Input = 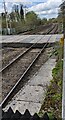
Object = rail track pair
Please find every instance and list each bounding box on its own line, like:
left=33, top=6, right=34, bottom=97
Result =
left=0, top=25, right=58, bottom=108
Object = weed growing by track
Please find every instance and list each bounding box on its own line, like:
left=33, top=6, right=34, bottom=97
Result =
left=39, top=42, right=63, bottom=120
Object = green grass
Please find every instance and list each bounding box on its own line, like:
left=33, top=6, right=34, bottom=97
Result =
left=39, top=42, right=63, bottom=120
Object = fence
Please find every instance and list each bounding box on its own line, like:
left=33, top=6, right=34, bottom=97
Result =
left=2, top=107, right=57, bottom=120
left=1, top=28, right=16, bottom=35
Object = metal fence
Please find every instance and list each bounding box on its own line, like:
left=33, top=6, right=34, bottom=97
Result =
left=2, top=107, right=57, bottom=120
left=1, top=28, right=16, bottom=35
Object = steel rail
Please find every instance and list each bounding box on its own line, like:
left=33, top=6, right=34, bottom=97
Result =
left=46, top=24, right=55, bottom=34
left=1, top=30, right=57, bottom=74
left=50, top=24, right=58, bottom=34
left=0, top=35, right=45, bottom=73
left=0, top=35, right=52, bottom=107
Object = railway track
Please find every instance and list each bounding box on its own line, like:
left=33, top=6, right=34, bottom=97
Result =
left=17, top=24, right=53, bottom=35
left=2, top=48, right=40, bottom=98
left=20, top=24, right=59, bottom=35
left=0, top=36, right=44, bottom=73
left=49, top=24, right=58, bottom=34
left=2, top=47, right=27, bottom=68
left=0, top=35, right=52, bottom=108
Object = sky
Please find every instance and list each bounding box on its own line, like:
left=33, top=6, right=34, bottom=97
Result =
left=0, top=0, right=62, bottom=19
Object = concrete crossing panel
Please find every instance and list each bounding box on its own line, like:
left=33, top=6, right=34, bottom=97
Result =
left=0, top=34, right=63, bottom=44
left=37, top=35, right=51, bottom=43
left=30, top=35, right=44, bottom=43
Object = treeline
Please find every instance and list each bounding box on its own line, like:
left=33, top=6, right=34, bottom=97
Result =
left=57, top=0, right=65, bottom=34
left=59, top=0, right=65, bottom=36
left=2, top=4, right=24, bottom=21
left=1, top=4, right=58, bottom=34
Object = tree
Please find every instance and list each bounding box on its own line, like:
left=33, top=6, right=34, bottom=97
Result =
left=12, top=4, right=20, bottom=21
left=26, top=11, right=39, bottom=27
left=59, top=1, right=65, bottom=37
left=10, top=12, right=15, bottom=21
left=41, top=18, right=47, bottom=25
left=20, top=5, right=24, bottom=20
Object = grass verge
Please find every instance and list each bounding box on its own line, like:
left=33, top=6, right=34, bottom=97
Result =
left=39, top=42, right=63, bottom=120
